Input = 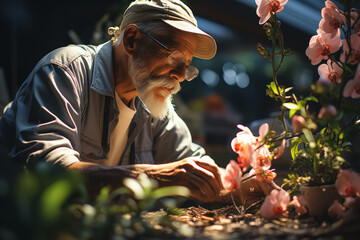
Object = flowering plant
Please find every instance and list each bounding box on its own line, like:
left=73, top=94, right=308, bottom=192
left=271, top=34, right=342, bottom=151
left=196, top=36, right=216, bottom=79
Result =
left=253, top=0, right=360, bottom=195
left=222, top=0, right=360, bottom=213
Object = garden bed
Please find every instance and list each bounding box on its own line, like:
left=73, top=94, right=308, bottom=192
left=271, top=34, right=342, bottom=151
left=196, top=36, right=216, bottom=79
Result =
left=143, top=205, right=360, bottom=240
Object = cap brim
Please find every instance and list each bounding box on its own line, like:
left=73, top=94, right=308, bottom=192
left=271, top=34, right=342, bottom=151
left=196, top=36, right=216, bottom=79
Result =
left=162, top=19, right=217, bottom=60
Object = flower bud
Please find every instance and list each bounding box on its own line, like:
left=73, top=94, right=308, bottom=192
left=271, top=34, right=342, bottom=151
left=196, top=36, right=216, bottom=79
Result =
left=318, top=105, right=337, bottom=119
left=257, top=43, right=266, bottom=56
left=263, top=22, right=272, bottom=30
left=291, top=115, right=306, bottom=133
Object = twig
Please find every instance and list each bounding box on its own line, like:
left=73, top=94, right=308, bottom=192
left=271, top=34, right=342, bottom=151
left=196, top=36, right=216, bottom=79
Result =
left=231, top=192, right=244, bottom=216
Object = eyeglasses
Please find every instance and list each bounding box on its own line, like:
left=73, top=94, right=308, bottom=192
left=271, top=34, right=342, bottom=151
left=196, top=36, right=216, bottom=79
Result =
left=139, top=29, right=199, bottom=81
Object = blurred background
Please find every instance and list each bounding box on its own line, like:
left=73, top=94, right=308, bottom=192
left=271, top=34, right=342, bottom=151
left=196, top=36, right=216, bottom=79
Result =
left=0, top=0, right=332, bottom=179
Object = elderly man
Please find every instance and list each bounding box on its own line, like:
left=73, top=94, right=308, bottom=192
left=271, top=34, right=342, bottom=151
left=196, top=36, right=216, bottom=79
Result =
left=0, top=0, right=275, bottom=204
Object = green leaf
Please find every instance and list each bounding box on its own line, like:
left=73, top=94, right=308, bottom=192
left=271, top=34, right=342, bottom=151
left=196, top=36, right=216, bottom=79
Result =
left=283, top=102, right=299, bottom=110
left=109, top=187, right=132, bottom=200
left=152, top=186, right=190, bottom=199
left=290, top=138, right=302, bottom=160
left=303, top=128, right=316, bottom=148
left=138, top=173, right=158, bottom=197
left=304, top=96, right=318, bottom=103
left=270, top=82, right=279, bottom=95
left=289, top=109, right=297, bottom=118
left=40, top=179, right=73, bottom=221
left=335, top=156, right=346, bottom=163
left=284, top=87, right=293, bottom=93
left=123, top=178, right=144, bottom=199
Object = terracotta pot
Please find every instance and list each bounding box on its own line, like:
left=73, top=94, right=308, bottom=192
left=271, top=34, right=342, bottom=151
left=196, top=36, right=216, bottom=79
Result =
left=300, top=184, right=341, bottom=219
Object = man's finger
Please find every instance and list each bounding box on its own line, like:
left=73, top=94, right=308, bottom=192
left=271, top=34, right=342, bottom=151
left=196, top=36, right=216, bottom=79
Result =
left=195, top=160, right=224, bottom=190
left=185, top=164, right=219, bottom=198
left=183, top=170, right=217, bottom=201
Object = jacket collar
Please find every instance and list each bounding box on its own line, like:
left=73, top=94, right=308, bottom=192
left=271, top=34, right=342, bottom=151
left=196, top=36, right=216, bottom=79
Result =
left=90, top=41, right=115, bottom=97
left=90, top=41, right=151, bottom=118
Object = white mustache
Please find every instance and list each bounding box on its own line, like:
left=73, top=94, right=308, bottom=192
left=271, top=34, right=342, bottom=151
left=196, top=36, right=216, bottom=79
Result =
left=143, top=76, right=181, bottom=95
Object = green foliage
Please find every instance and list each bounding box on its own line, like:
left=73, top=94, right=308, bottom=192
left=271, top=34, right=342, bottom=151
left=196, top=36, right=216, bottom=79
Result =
left=0, top=162, right=192, bottom=240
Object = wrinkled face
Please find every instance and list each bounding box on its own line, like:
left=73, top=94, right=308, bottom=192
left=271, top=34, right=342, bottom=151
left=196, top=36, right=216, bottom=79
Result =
left=129, top=28, right=197, bottom=119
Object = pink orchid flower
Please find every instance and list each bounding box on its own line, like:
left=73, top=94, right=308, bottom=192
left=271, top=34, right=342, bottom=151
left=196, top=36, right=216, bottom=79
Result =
left=274, top=139, right=286, bottom=160
left=343, top=64, right=360, bottom=98
left=249, top=123, right=272, bottom=173
left=255, top=0, right=288, bottom=25
left=325, top=0, right=339, bottom=9
left=260, top=189, right=290, bottom=219
left=231, top=123, right=273, bottom=176
left=292, top=195, right=308, bottom=216
left=340, top=34, right=360, bottom=65
left=251, top=145, right=272, bottom=171
left=291, top=115, right=306, bottom=133
left=250, top=168, right=277, bottom=183
left=328, top=201, right=345, bottom=220
left=222, top=160, right=243, bottom=191
left=318, top=104, right=337, bottom=119
left=318, top=59, right=343, bottom=83
left=231, top=124, right=257, bottom=171
left=305, top=29, right=342, bottom=65
left=319, top=2, right=345, bottom=37
left=335, top=170, right=360, bottom=197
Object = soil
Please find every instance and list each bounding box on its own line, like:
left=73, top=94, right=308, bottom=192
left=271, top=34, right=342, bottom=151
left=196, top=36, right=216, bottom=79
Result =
left=143, top=204, right=360, bottom=240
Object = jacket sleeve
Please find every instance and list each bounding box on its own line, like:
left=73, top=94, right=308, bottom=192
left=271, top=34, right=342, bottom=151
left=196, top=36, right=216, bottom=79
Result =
left=151, top=105, right=211, bottom=164
left=5, top=63, right=83, bottom=168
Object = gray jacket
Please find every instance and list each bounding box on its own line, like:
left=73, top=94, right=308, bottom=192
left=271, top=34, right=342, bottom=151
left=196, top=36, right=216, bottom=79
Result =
left=0, top=41, right=206, bottom=167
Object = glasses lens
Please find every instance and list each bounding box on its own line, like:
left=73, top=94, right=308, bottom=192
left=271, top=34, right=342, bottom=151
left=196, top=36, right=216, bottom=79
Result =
left=167, top=50, right=198, bottom=81
left=167, top=50, right=185, bottom=68
left=185, top=66, right=199, bottom=81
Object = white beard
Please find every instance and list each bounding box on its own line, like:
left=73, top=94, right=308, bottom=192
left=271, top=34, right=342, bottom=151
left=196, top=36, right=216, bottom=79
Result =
left=129, top=57, right=181, bottom=120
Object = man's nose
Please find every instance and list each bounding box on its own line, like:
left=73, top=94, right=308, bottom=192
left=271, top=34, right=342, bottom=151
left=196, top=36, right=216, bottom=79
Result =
left=169, top=64, right=186, bottom=82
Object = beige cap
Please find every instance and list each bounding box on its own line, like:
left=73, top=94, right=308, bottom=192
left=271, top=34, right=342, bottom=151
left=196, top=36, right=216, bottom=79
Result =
left=120, top=0, right=217, bottom=59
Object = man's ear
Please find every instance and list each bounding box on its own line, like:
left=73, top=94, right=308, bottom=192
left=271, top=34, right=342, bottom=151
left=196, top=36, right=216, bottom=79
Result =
left=122, top=25, right=141, bottom=56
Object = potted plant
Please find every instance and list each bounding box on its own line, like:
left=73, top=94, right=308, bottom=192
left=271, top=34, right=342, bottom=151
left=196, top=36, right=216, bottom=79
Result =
left=281, top=0, right=360, bottom=218
left=222, top=0, right=360, bottom=219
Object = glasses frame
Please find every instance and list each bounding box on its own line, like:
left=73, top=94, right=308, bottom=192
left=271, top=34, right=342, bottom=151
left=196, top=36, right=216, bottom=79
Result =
left=138, top=28, right=199, bottom=81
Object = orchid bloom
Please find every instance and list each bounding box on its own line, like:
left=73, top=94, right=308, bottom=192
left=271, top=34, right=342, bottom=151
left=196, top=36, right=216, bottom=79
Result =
left=222, top=160, right=243, bottom=191
left=255, top=0, right=288, bottom=25
left=231, top=124, right=257, bottom=171
left=231, top=123, right=274, bottom=179
left=250, top=123, right=272, bottom=172
left=335, top=170, right=360, bottom=198
left=318, top=59, right=343, bottom=83
left=251, top=145, right=272, bottom=170
left=319, top=1, right=345, bottom=37
left=343, top=64, right=360, bottom=98
left=328, top=201, right=345, bottom=220
left=291, top=115, right=306, bottom=133
left=250, top=168, right=277, bottom=183
left=340, top=34, right=360, bottom=65
left=318, top=104, right=337, bottom=119
left=292, top=195, right=308, bottom=216
left=260, top=189, right=290, bottom=219
left=274, top=139, right=286, bottom=160
left=325, top=0, right=339, bottom=9
left=305, top=29, right=342, bottom=65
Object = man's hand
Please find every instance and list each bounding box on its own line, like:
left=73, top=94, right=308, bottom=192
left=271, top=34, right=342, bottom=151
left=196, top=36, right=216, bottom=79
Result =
left=145, top=157, right=224, bottom=203
left=67, top=158, right=224, bottom=202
